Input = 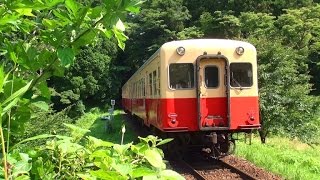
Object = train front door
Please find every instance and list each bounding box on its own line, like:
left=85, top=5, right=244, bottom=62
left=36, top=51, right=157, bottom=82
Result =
left=196, top=56, right=230, bottom=130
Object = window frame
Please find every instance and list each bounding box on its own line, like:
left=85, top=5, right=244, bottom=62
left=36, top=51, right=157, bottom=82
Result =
left=168, top=62, right=195, bottom=90
left=229, top=62, right=253, bottom=88
left=203, top=65, right=220, bottom=89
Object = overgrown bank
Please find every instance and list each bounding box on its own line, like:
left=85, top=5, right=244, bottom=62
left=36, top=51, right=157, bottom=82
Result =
left=236, top=136, right=320, bottom=180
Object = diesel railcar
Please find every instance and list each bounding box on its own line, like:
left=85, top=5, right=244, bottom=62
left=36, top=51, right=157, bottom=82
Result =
left=122, top=39, right=260, bottom=157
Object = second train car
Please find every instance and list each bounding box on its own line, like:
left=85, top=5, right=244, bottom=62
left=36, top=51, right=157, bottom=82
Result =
left=122, top=39, right=260, bottom=157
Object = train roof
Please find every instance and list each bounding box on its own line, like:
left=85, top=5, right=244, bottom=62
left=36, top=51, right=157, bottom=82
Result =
left=122, top=39, right=255, bottom=87
left=161, top=39, right=255, bottom=50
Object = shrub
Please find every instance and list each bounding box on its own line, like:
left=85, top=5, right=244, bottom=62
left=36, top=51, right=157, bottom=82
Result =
left=3, top=132, right=183, bottom=180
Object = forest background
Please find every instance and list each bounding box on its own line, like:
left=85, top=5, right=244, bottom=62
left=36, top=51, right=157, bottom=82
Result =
left=1, top=0, right=320, bottom=179
left=49, top=0, right=320, bottom=144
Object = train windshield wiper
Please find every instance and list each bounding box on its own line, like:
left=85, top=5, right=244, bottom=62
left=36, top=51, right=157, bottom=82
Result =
left=231, top=72, right=243, bottom=90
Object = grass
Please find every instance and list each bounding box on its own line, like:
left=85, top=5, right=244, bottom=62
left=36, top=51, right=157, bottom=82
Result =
left=235, top=135, right=320, bottom=180
left=71, top=109, right=138, bottom=144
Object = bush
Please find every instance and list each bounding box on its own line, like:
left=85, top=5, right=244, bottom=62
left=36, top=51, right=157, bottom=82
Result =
left=3, top=132, right=183, bottom=180
left=15, top=108, right=73, bottom=147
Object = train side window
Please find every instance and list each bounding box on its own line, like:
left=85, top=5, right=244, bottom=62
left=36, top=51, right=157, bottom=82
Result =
left=230, top=63, right=253, bottom=87
left=143, top=78, right=145, bottom=96
left=205, top=66, right=219, bottom=88
left=149, top=73, right=153, bottom=96
left=157, top=66, right=160, bottom=96
left=169, top=63, right=194, bottom=89
left=153, top=70, right=157, bottom=96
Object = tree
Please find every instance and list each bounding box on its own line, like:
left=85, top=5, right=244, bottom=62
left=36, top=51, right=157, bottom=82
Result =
left=49, top=38, right=119, bottom=111
left=0, top=0, right=142, bottom=178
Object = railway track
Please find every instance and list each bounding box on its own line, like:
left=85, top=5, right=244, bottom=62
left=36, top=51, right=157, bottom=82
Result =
left=171, top=158, right=257, bottom=180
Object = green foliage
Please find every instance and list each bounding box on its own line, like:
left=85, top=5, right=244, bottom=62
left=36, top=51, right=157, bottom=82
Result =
left=236, top=136, right=320, bottom=179
left=252, top=38, right=319, bottom=142
left=114, top=1, right=320, bottom=143
left=0, top=1, right=142, bottom=178
left=2, top=132, right=181, bottom=180
left=200, top=11, right=240, bottom=38
left=176, top=26, right=204, bottom=40
left=15, top=108, right=74, bottom=146
left=50, top=39, right=119, bottom=108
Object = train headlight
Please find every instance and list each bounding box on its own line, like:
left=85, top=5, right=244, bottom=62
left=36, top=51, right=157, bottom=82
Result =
left=235, top=46, right=245, bottom=55
left=176, top=47, right=185, bottom=56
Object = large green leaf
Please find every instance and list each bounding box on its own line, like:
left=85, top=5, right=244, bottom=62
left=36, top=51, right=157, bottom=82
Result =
left=15, top=8, right=35, bottom=17
left=160, top=170, right=185, bottom=180
left=87, top=136, right=114, bottom=148
left=2, top=80, right=32, bottom=106
left=89, top=170, right=126, bottom=180
left=156, top=138, right=173, bottom=146
left=131, top=167, right=157, bottom=178
left=111, top=163, right=132, bottom=177
left=73, top=29, right=98, bottom=48
left=65, top=0, right=79, bottom=16
left=32, top=101, right=49, bottom=111
left=0, top=65, right=4, bottom=93
left=112, top=28, right=128, bottom=50
left=11, top=134, right=57, bottom=150
left=57, top=47, right=75, bottom=67
left=144, top=148, right=166, bottom=169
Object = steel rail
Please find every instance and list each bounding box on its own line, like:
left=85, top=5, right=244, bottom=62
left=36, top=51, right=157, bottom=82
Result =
left=218, top=159, right=257, bottom=180
left=177, top=160, right=206, bottom=180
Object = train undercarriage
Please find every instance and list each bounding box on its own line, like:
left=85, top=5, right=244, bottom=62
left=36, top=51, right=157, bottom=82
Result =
left=155, top=128, right=236, bottom=159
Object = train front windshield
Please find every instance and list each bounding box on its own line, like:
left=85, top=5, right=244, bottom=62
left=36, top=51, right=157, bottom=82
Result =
left=230, top=63, right=253, bottom=88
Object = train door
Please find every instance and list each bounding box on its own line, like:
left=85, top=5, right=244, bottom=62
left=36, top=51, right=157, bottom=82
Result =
left=196, top=56, right=230, bottom=130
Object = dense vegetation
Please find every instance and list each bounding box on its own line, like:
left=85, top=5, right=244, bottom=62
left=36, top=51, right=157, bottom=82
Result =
left=236, top=136, right=320, bottom=179
left=0, top=0, right=184, bottom=179
left=1, top=0, right=320, bottom=179
left=50, top=0, right=320, bottom=143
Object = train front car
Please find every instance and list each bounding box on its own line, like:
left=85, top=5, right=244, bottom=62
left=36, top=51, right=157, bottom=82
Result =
left=159, top=39, right=260, bottom=158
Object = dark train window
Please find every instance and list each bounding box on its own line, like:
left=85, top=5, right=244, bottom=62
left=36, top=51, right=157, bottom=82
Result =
left=149, top=73, right=153, bottom=95
left=230, top=63, right=253, bottom=87
left=153, top=70, right=157, bottom=95
left=169, top=63, right=194, bottom=89
left=205, top=66, right=219, bottom=88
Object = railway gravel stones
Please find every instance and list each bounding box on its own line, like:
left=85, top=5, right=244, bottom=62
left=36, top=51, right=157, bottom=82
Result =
left=221, top=155, right=282, bottom=180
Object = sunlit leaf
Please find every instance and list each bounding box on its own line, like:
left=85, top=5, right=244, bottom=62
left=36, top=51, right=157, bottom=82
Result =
left=77, top=173, right=96, bottom=180
left=11, top=134, right=57, bottom=151
left=64, top=123, right=90, bottom=134
left=32, top=101, right=49, bottom=111
left=73, top=29, right=98, bottom=48
left=111, top=163, right=132, bottom=176
left=115, top=19, right=125, bottom=31
left=160, top=170, right=185, bottom=180
left=87, top=136, right=113, bottom=148
left=156, top=138, right=173, bottom=146
left=15, top=8, right=35, bottom=17
left=144, top=149, right=166, bottom=169
left=112, top=28, right=128, bottom=50
left=142, top=175, right=158, bottom=180
left=131, top=167, right=156, bottom=178
left=0, top=65, right=4, bottom=93
left=89, top=170, right=126, bottom=180
left=65, top=0, right=79, bottom=16
left=57, top=47, right=75, bottom=67
left=2, top=80, right=32, bottom=106
left=113, top=143, right=132, bottom=155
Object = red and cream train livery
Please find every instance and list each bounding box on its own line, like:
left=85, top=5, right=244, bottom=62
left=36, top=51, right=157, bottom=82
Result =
left=122, top=39, right=260, bottom=157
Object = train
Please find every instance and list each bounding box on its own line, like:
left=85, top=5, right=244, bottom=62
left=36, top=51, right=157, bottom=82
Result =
left=122, top=39, right=260, bottom=158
